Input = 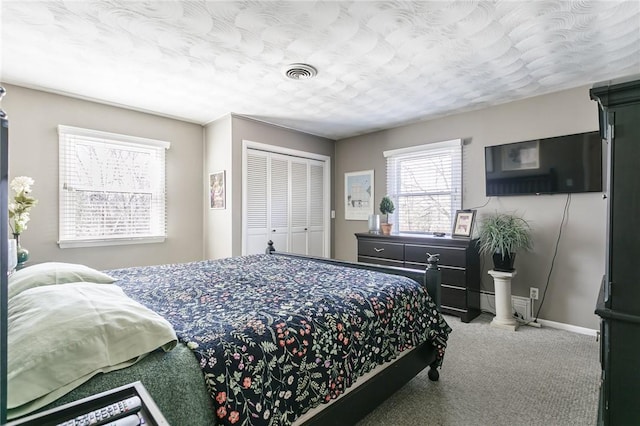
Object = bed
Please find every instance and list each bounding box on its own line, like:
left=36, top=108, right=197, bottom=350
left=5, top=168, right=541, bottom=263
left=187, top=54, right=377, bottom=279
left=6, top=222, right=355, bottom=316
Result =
left=7, top=249, right=451, bottom=425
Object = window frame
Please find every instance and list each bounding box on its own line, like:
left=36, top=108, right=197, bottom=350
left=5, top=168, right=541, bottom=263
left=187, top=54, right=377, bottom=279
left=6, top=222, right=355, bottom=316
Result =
left=58, top=125, right=170, bottom=248
left=384, top=139, right=462, bottom=235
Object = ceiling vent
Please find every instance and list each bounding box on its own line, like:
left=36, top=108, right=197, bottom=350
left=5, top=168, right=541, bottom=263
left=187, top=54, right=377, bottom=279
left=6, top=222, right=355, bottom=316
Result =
left=282, top=63, right=318, bottom=80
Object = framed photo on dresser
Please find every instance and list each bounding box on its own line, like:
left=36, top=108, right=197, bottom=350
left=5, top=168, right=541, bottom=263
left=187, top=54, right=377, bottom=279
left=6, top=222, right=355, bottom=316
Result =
left=452, top=210, right=476, bottom=238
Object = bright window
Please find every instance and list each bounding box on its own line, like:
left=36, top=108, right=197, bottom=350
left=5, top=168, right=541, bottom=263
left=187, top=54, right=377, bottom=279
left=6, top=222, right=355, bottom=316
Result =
left=384, top=139, right=462, bottom=235
left=58, top=125, right=170, bottom=248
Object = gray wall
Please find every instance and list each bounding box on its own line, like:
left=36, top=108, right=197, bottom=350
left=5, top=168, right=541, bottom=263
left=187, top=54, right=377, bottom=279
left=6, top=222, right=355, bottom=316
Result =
left=334, top=86, right=606, bottom=330
left=203, top=115, right=336, bottom=258
left=2, top=84, right=205, bottom=270
left=3, top=82, right=604, bottom=329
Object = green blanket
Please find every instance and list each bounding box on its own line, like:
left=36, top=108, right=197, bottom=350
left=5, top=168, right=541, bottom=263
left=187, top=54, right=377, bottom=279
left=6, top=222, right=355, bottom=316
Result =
left=42, top=344, right=216, bottom=425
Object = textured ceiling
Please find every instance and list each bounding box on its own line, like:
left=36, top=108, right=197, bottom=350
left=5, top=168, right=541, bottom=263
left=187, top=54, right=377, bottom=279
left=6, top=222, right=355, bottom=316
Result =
left=1, top=1, right=639, bottom=140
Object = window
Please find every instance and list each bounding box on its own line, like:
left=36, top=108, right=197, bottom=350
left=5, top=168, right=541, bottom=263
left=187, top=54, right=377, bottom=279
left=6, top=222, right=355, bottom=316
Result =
left=384, top=139, right=462, bottom=235
left=58, top=125, right=170, bottom=248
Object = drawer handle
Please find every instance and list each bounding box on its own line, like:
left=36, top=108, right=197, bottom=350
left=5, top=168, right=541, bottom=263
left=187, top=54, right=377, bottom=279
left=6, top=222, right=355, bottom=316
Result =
left=374, top=248, right=385, bottom=252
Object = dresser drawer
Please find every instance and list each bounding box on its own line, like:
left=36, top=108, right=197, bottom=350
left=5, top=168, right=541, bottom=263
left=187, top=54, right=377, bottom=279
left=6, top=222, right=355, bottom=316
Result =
left=358, top=240, right=404, bottom=261
left=441, top=285, right=467, bottom=310
left=441, top=267, right=466, bottom=287
left=404, top=244, right=432, bottom=265
left=403, top=262, right=427, bottom=271
left=405, top=244, right=467, bottom=267
left=403, top=264, right=466, bottom=286
left=358, top=256, right=404, bottom=267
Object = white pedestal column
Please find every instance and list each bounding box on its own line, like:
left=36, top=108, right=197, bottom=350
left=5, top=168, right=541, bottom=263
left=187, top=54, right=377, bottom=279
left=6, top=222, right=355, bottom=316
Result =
left=488, top=269, right=519, bottom=331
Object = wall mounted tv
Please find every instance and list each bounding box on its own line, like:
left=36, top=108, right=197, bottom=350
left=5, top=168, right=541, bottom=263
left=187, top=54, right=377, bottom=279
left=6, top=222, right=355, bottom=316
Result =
left=484, top=131, right=603, bottom=196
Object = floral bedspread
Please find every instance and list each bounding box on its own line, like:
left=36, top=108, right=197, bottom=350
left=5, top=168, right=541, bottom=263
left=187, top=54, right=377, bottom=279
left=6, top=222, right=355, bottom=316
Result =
left=109, top=254, right=451, bottom=426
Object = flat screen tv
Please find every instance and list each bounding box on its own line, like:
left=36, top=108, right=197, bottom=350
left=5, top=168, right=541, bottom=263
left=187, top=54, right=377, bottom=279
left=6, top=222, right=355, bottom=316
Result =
left=484, top=131, right=603, bottom=196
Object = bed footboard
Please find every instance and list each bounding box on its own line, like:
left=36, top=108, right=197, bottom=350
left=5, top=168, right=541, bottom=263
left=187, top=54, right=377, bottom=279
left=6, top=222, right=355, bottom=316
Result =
left=299, top=342, right=438, bottom=426
left=266, top=241, right=444, bottom=425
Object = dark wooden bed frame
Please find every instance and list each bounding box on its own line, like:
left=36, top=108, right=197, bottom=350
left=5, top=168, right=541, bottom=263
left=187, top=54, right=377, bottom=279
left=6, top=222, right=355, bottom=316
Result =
left=265, top=241, right=443, bottom=425
left=4, top=244, right=446, bottom=426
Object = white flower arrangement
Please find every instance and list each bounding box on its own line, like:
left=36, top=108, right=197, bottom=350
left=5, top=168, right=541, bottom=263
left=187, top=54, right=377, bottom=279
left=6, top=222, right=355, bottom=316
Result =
left=8, top=176, right=37, bottom=235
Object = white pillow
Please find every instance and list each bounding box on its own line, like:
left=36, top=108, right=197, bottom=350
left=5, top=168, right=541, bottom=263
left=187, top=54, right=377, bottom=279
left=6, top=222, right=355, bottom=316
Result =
left=8, top=262, right=116, bottom=299
left=7, top=283, right=177, bottom=417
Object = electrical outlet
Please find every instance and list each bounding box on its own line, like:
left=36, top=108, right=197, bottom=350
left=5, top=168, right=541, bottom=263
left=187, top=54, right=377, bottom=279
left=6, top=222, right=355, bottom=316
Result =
left=529, top=287, right=539, bottom=300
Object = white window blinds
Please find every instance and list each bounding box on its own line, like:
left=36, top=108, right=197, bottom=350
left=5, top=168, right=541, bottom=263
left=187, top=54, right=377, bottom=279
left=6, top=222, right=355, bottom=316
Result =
left=384, top=139, right=462, bottom=235
left=58, top=125, right=170, bottom=248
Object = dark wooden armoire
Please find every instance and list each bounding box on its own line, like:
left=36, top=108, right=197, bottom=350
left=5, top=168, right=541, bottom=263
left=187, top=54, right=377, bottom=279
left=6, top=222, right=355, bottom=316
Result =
left=590, top=75, right=640, bottom=425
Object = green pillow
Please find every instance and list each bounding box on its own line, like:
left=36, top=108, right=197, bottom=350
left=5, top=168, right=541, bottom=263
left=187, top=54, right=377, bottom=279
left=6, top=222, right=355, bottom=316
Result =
left=8, top=262, right=116, bottom=299
left=7, top=283, right=177, bottom=418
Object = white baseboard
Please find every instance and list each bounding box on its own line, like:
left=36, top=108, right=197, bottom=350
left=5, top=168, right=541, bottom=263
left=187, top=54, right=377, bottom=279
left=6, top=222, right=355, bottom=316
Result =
left=536, top=319, right=598, bottom=337
left=479, top=290, right=598, bottom=336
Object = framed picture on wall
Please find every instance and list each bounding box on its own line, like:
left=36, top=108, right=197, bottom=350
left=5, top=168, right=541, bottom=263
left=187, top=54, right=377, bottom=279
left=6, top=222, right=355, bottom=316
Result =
left=345, top=170, right=374, bottom=220
left=452, top=209, right=476, bottom=238
left=209, top=170, right=226, bottom=209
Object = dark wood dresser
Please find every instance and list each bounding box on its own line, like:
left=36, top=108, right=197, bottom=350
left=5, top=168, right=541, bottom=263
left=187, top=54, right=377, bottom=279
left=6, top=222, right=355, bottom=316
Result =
left=591, top=76, right=640, bottom=425
left=355, top=233, right=480, bottom=322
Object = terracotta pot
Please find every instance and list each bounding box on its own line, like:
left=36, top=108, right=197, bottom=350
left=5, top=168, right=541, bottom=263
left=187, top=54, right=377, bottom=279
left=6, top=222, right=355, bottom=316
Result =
left=380, top=223, right=393, bottom=235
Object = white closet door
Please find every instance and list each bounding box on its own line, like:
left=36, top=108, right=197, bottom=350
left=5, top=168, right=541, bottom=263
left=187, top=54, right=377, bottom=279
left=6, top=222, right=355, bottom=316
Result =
left=308, top=160, right=325, bottom=257
left=290, top=159, right=309, bottom=255
left=243, top=144, right=329, bottom=257
left=245, top=150, right=269, bottom=255
left=269, top=154, right=290, bottom=253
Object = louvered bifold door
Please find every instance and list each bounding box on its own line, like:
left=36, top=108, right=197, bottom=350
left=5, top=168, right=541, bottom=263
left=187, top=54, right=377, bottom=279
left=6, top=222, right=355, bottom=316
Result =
left=308, top=160, right=325, bottom=257
left=290, top=159, right=309, bottom=255
left=245, top=149, right=269, bottom=254
left=269, top=153, right=290, bottom=253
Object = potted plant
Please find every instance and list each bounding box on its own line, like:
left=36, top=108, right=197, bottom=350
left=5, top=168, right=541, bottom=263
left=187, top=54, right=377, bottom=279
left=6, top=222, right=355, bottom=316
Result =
left=379, top=196, right=395, bottom=235
left=477, top=212, right=532, bottom=272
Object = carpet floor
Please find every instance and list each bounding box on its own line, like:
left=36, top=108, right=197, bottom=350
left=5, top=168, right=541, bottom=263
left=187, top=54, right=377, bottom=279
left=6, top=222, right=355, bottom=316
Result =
left=357, top=313, right=600, bottom=426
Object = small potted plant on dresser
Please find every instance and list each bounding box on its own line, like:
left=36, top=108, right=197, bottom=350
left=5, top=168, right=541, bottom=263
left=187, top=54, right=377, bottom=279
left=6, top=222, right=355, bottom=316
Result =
left=379, top=196, right=395, bottom=235
left=477, top=212, right=533, bottom=271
